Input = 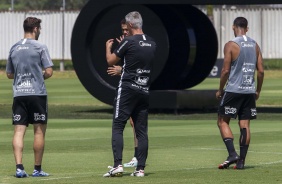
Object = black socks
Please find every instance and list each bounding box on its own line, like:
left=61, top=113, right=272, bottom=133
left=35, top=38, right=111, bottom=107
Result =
left=223, top=138, right=237, bottom=156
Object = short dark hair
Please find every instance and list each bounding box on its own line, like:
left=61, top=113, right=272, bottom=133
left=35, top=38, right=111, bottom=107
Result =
left=120, top=19, right=126, bottom=25
left=233, top=17, right=248, bottom=29
left=23, top=17, right=41, bottom=33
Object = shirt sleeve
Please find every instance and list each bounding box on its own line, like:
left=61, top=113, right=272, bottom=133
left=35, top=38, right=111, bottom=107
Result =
left=114, top=39, right=130, bottom=59
left=6, top=50, right=14, bottom=74
left=41, top=44, right=54, bottom=69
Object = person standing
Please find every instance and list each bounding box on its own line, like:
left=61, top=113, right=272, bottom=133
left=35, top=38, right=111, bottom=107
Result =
left=216, top=17, right=264, bottom=169
left=6, top=17, right=53, bottom=178
left=107, top=19, right=138, bottom=168
left=103, top=11, right=156, bottom=177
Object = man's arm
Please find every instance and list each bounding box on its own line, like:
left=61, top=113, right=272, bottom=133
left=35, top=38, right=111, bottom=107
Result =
left=106, top=39, right=120, bottom=66
left=43, top=67, right=53, bottom=80
left=216, top=42, right=233, bottom=99
left=255, top=44, right=264, bottom=100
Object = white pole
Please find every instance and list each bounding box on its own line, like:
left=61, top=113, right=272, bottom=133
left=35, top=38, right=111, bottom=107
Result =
left=60, top=0, right=65, bottom=71
left=11, top=0, right=14, bottom=11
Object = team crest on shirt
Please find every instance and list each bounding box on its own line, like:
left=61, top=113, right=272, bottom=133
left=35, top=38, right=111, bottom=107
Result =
left=251, top=108, right=257, bottom=116
left=13, top=114, right=21, bottom=121
left=224, top=106, right=237, bottom=115
left=34, top=113, right=46, bottom=121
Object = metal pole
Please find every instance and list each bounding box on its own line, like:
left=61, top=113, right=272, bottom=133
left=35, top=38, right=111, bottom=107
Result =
left=60, top=0, right=65, bottom=71
left=11, top=0, right=14, bottom=11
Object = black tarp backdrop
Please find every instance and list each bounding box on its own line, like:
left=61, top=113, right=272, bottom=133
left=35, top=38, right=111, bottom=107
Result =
left=71, top=0, right=282, bottom=106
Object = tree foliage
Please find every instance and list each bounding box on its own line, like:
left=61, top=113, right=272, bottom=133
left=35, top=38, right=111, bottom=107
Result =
left=0, top=0, right=89, bottom=11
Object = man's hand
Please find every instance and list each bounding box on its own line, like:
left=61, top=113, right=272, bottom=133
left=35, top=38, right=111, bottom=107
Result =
left=106, top=39, right=114, bottom=50
left=216, top=90, right=224, bottom=99
left=107, top=65, right=122, bottom=76
left=255, top=91, right=260, bottom=100
left=116, top=35, right=125, bottom=43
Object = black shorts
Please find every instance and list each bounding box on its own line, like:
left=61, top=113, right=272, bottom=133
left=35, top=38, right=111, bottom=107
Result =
left=12, top=96, right=48, bottom=126
left=113, top=86, right=149, bottom=123
left=218, top=92, right=257, bottom=120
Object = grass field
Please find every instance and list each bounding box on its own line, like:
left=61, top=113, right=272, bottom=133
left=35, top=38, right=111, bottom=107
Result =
left=1, top=119, right=282, bottom=184
left=0, top=70, right=282, bottom=183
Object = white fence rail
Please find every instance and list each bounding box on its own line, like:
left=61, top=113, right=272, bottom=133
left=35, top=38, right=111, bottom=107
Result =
left=213, top=7, right=282, bottom=58
left=0, top=11, right=79, bottom=60
left=0, top=7, right=282, bottom=60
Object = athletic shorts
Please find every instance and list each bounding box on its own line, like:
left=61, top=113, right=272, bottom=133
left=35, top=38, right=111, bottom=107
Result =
left=12, top=96, right=48, bottom=126
left=113, top=86, right=149, bottom=123
left=218, top=92, right=256, bottom=120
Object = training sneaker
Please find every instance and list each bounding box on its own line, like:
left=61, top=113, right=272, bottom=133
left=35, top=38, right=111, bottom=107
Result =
left=234, top=159, right=245, bottom=170
left=103, top=165, right=123, bottom=177
left=130, top=169, right=145, bottom=177
left=123, top=157, right=138, bottom=167
left=32, top=170, right=50, bottom=177
left=218, top=154, right=240, bottom=169
left=15, top=168, right=29, bottom=178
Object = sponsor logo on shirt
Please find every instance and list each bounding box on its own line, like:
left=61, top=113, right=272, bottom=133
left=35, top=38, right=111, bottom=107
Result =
left=34, top=113, right=46, bottom=121
left=224, top=106, right=237, bottom=115
left=131, top=84, right=149, bottom=92
left=242, top=75, right=253, bottom=85
left=243, top=63, right=255, bottom=66
left=242, top=68, right=254, bottom=72
left=136, top=69, right=150, bottom=74
left=139, top=41, right=151, bottom=47
left=18, top=79, right=32, bottom=88
left=241, top=42, right=254, bottom=47
left=16, top=45, right=29, bottom=51
left=135, top=76, right=149, bottom=86
left=13, top=114, right=21, bottom=121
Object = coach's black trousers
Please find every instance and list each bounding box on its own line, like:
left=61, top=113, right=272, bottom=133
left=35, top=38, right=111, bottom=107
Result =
left=112, top=86, right=149, bottom=169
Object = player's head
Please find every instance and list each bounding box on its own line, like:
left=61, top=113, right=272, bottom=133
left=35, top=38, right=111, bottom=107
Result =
left=120, top=19, right=129, bottom=37
left=232, top=17, right=248, bottom=36
left=125, top=11, right=143, bottom=32
left=23, top=17, right=42, bottom=40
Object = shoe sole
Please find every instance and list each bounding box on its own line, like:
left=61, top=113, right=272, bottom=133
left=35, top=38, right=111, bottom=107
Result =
left=104, top=172, right=123, bottom=177
left=218, top=157, right=240, bottom=169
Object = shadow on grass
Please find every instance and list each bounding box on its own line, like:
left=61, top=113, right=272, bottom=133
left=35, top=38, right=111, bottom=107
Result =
left=1, top=104, right=282, bottom=120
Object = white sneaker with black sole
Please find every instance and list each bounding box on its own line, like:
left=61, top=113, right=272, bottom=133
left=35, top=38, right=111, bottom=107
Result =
left=103, top=165, right=123, bottom=177
left=130, top=169, right=145, bottom=177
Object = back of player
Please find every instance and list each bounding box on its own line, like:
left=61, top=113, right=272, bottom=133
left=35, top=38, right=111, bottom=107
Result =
left=115, top=34, right=156, bottom=94
left=225, top=35, right=257, bottom=94
left=8, top=38, right=52, bottom=97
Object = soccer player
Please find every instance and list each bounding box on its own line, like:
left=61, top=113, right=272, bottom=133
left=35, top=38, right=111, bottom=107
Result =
left=107, top=19, right=138, bottom=168
left=103, top=11, right=156, bottom=177
left=216, top=17, right=264, bottom=169
left=6, top=17, right=53, bottom=178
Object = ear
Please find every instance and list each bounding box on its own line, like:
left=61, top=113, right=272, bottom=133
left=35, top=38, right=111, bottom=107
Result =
left=246, top=27, right=249, bottom=32
left=232, top=25, right=235, bottom=31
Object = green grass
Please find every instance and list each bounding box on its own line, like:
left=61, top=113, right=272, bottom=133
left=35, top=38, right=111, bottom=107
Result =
left=1, top=119, right=282, bottom=183
left=0, top=70, right=282, bottom=183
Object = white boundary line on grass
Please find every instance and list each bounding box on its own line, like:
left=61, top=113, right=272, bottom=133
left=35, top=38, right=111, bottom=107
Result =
left=40, top=176, right=73, bottom=181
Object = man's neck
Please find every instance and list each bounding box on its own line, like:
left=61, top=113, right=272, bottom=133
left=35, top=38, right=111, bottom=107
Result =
left=24, top=33, right=35, bottom=39
left=131, top=29, right=144, bottom=35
